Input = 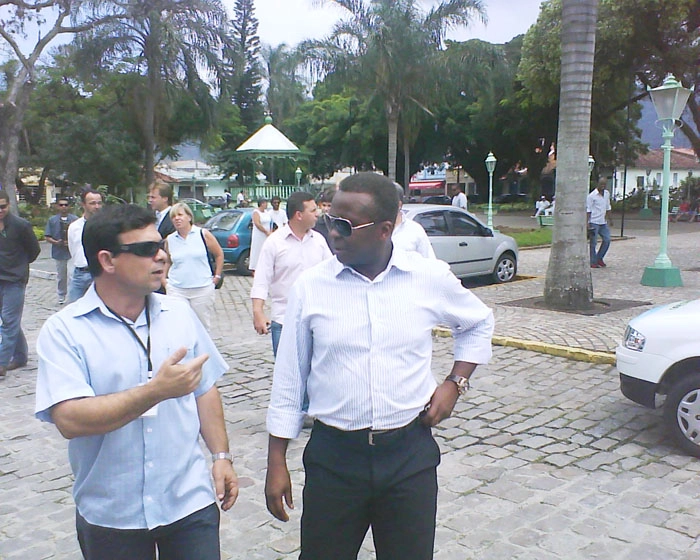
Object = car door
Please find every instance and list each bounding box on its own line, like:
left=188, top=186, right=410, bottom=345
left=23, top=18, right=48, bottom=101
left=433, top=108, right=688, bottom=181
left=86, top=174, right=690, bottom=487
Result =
left=444, top=210, right=495, bottom=277
left=412, top=208, right=457, bottom=274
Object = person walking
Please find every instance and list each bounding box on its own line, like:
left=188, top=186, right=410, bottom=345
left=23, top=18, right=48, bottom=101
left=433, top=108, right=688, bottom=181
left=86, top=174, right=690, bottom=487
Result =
left=0, top=190, right=40, bottom=378
left=265, top=172, right=494, bottom=559
left=249, top=198, right=272, bottom=273
left=44, top=196, right=78, bottom=304
left=451, top=184, right=468, bottom=210
left=163, top=202, right=223, bottom=332
left=587, top=178, right=613, bottom=268
left=268, top=196, right=288, bottom=231
left=392, top=183, right=435, bottom=258
left=251, top=191, right=331, bottom=357
left=35, top=203, right=237, bottom=559
left=67, top=189, right=103, bottom=302
left=148, top=180, right=175, bottom=239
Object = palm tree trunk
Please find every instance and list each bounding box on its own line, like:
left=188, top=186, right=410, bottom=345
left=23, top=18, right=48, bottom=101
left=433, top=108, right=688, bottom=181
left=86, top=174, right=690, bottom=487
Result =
left=386, top=103, right=399, bottom=181
left=403, top=133, right=411, bottom=189
left=543, top=0, right=599, bottom=310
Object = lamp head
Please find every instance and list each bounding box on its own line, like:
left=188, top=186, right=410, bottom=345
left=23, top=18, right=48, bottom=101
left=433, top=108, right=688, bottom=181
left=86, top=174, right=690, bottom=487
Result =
left=485, top=152, right=497, bottom=174
left=648, top=74, right=692, bottom=123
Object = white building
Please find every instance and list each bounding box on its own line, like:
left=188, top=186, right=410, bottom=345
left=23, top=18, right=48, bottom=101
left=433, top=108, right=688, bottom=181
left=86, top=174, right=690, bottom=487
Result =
left=610, top=148, right=700, bottom=199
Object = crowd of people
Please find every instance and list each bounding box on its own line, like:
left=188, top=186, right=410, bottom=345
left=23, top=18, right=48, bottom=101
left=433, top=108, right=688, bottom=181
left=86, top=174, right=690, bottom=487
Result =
left=0, top=173, right=495, bottom=559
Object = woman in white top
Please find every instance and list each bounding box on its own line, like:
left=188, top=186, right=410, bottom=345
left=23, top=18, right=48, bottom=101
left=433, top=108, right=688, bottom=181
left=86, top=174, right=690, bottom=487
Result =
left=249, top=198, right=272, bottom=273
left=163, top=202, right=223, bottom=332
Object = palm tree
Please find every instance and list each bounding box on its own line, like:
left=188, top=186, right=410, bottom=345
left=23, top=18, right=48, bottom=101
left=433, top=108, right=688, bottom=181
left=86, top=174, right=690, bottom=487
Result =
left=262, top=43, right=307, bottom=126
left=543, top=0, right=599, bottom=310
left=304, top=0, right=485, bottom=181
left=74, top=0, right=228, bottom=187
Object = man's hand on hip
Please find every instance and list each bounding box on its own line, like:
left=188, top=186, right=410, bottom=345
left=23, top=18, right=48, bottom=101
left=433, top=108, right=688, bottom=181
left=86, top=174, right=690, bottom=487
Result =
left=420, top=382, right=460, bottom=427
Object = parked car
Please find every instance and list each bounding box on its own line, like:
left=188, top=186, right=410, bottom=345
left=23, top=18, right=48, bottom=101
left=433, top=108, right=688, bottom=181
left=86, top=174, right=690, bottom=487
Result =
left=402, top=204, right=518, bottom=283
left=616, top=299, right=700, bottom=457
left=178, top=198, right=215, bottom=224
left=207, top=196, right=228, bottom=209
left=421, top=195, right=452, bottom=205
left=203, top=208, right=253, bottom=275
left=494, top=193, right=528, bottom=204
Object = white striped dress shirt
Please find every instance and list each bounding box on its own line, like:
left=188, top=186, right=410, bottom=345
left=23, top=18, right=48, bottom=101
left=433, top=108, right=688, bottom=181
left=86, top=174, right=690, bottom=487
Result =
left=267, top=248, right=494, bottom=439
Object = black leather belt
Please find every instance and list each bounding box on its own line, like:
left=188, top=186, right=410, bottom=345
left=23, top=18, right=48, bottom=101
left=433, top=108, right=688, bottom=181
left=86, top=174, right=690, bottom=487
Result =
left=75, top=266, right=89, bottom=272
left=313, top=416, right=423, bottom=446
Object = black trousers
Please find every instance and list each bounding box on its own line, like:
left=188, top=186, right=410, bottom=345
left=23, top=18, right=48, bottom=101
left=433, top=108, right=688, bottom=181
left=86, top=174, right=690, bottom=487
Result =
left=301, top=418, right=441, bottom=560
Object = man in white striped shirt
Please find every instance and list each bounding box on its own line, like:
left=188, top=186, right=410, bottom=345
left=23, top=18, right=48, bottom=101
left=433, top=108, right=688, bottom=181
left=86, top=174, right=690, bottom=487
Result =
left=265, top=172, right=494, bottom=559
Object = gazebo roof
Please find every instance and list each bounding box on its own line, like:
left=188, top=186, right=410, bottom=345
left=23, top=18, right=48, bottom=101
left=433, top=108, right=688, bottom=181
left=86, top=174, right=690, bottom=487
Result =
left=236, top=116, right=300, bottom=154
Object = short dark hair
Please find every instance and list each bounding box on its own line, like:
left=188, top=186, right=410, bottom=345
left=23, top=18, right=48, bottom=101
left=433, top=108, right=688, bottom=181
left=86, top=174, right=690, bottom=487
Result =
left=286, top=191, right=314, bottom=219
left=393, top=182, right=404, bottom=204
left=84, top=204, right=157, bottom=277
left=0, top=190, right=10, bottom=204
left=338, top=173, right=399, bottom=223
left=257, top=198, right=267, bottom=207
left=271, top=195, right=281, bottom=203
left=317, top=189, right=335, bottom=204
left=149, top=179, right=173, bottom=205
left=80, top=188, right=103, bottom=204
left=56, top=196, right=70, bottom=204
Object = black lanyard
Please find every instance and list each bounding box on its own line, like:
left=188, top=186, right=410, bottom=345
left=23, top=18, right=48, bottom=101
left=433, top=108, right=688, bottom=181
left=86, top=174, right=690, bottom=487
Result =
left=106, top=297, right=153, bottom=378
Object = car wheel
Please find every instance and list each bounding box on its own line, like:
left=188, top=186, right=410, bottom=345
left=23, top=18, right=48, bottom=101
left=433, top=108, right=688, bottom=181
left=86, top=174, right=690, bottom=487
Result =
left=492, top=252, right=517, bottom=283
left=664, top=373, right=700, bottom=457
left=236, top=250, right=251, bottom=276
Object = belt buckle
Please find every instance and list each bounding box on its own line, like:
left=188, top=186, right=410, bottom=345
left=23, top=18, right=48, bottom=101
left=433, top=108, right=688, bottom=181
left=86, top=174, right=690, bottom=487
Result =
left=368, top=428, right=391, bottom=446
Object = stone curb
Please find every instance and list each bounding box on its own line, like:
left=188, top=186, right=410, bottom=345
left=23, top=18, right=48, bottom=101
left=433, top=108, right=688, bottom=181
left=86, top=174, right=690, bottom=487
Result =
left=433, top=327, right=616, bottom=365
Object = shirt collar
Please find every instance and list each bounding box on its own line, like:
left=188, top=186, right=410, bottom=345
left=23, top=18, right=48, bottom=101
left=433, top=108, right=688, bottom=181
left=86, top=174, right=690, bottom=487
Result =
left=330, top=245, right=417, bottom=281
left=70, top=284, right=168, bottom=323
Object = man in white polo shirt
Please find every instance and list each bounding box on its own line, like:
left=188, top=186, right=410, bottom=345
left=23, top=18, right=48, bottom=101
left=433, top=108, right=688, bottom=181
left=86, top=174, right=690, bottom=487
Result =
left=67, top=189, right=103, bottom=302
left=586, top=178, right=613, bottom=268
left=251, top=191, right=331, bottom=356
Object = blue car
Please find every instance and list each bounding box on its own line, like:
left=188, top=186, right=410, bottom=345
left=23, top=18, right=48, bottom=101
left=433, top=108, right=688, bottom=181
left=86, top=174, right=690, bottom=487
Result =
left=204, top=208, right=253, bottom=275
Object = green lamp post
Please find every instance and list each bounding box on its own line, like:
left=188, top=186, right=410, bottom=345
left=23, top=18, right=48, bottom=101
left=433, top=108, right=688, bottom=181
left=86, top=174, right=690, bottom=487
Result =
left=641, top=74, right=691, bottom=287
left=485, top=152, right=497, bottom=231
left=295, top=167, right=302, bottom=189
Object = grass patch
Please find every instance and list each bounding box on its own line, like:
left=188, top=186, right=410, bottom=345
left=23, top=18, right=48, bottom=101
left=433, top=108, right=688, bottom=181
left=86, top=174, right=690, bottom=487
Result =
left=499, top=226, right=552, bottom=248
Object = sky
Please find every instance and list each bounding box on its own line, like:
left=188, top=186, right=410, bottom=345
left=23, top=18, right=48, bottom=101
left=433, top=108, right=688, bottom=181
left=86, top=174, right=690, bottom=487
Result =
left=229, top=0, right=546, bottom=47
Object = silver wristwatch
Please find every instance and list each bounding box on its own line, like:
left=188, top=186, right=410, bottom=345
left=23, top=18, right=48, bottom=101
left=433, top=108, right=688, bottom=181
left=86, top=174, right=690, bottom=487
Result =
left=212, top=452, right=233, bottom=463
left=446, top=374, right=470, bottom=396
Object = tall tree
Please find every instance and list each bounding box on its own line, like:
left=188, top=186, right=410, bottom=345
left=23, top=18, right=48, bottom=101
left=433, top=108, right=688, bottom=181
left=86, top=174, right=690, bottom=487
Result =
left=0, top=0, right=118, bottom=213
left=304, top=0, right=485, bottom=181
left=543, top=0, right=599, bottom=310
left=228, top=0, right=263, bottom=134
left=262, top=43, right=306, bottom=126
left=74, top=0, right=228, bottom=187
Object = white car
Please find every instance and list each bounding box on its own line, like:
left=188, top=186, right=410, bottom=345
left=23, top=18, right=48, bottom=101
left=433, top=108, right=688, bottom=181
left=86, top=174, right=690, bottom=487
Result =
left=403, top=204, right=518, bottom=283
left=616, top=299, right=700, bottom=456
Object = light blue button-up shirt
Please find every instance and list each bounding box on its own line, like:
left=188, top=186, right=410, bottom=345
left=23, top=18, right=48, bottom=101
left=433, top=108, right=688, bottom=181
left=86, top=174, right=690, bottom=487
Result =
left=35, top=286, right=228, bottom=530
left=267, top=249, right=494, bottom=439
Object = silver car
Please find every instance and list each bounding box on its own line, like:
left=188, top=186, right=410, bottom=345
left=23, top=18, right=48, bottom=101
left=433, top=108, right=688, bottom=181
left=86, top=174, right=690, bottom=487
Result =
left=403, top=204, right=518, bottom=283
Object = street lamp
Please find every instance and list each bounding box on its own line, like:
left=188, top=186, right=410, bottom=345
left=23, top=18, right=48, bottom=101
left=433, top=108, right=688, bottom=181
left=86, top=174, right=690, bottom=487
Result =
left=640, top=168, right=653, bottom=218
left=485, top=152, right=497, bottom=230
left=641, top=74, right=691, bottom=287
left=295, top=167, right=302, bottom=189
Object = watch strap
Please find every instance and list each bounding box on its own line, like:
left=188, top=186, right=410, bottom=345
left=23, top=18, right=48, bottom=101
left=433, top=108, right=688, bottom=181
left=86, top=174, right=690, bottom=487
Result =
left=446, top=373, right=470, bottom=395
left=212, top=452, right=233, bottom=463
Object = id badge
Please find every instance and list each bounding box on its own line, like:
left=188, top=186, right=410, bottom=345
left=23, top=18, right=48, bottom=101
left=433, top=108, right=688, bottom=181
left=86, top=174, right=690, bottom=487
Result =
left=140, top=377, right=159, bottom=418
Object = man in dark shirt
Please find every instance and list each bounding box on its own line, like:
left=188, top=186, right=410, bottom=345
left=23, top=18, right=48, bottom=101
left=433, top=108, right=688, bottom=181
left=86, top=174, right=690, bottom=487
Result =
left=44, top=196, right=78, bottom=304
left=0, top=190, right=41, bottom=378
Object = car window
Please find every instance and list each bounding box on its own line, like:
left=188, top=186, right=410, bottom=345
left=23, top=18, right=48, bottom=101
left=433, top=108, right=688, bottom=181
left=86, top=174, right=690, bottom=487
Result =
left=446, top=211, right=482, bottom=236
left=208, top=212, right=243, bottom=231
left=414, top=211, right=449, bottom=236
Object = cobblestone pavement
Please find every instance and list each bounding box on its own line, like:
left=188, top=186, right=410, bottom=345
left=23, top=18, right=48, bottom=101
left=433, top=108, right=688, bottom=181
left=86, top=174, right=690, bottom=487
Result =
left=3, top=224, right=700, bottom=559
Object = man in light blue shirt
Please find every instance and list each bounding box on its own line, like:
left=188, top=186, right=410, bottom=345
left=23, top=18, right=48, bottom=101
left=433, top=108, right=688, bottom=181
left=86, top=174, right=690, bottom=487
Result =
left=265, top=172, right=494, bottom=559
left=35, top=204, right=237, bottom=560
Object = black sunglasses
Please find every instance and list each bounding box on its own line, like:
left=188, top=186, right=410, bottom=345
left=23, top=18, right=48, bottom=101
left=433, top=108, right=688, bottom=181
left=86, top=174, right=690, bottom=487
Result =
left=112, top=239, right=166, bottom=258
left=323, top=214, right=375, bottom=237
left=0, top=204, right=8, bottom=210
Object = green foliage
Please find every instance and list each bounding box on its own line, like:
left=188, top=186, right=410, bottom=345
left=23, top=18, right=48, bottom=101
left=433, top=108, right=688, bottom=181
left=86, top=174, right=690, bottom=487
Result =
left=227, top=0, right=264, bottom=133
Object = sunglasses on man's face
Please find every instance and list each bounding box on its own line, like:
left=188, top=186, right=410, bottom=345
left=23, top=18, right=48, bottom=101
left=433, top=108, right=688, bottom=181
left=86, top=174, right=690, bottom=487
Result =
left=322, top=214, right=376, bottom=238
left=57, top=203, right=69, bottom=207
left=0, top=204, right=8, bottom=210
left=112, top=239, right=166, bottom=258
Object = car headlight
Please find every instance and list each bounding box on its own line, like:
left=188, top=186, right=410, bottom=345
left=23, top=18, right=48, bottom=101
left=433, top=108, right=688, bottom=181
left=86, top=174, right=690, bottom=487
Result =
left=623, top=326, right=646, bottom=351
